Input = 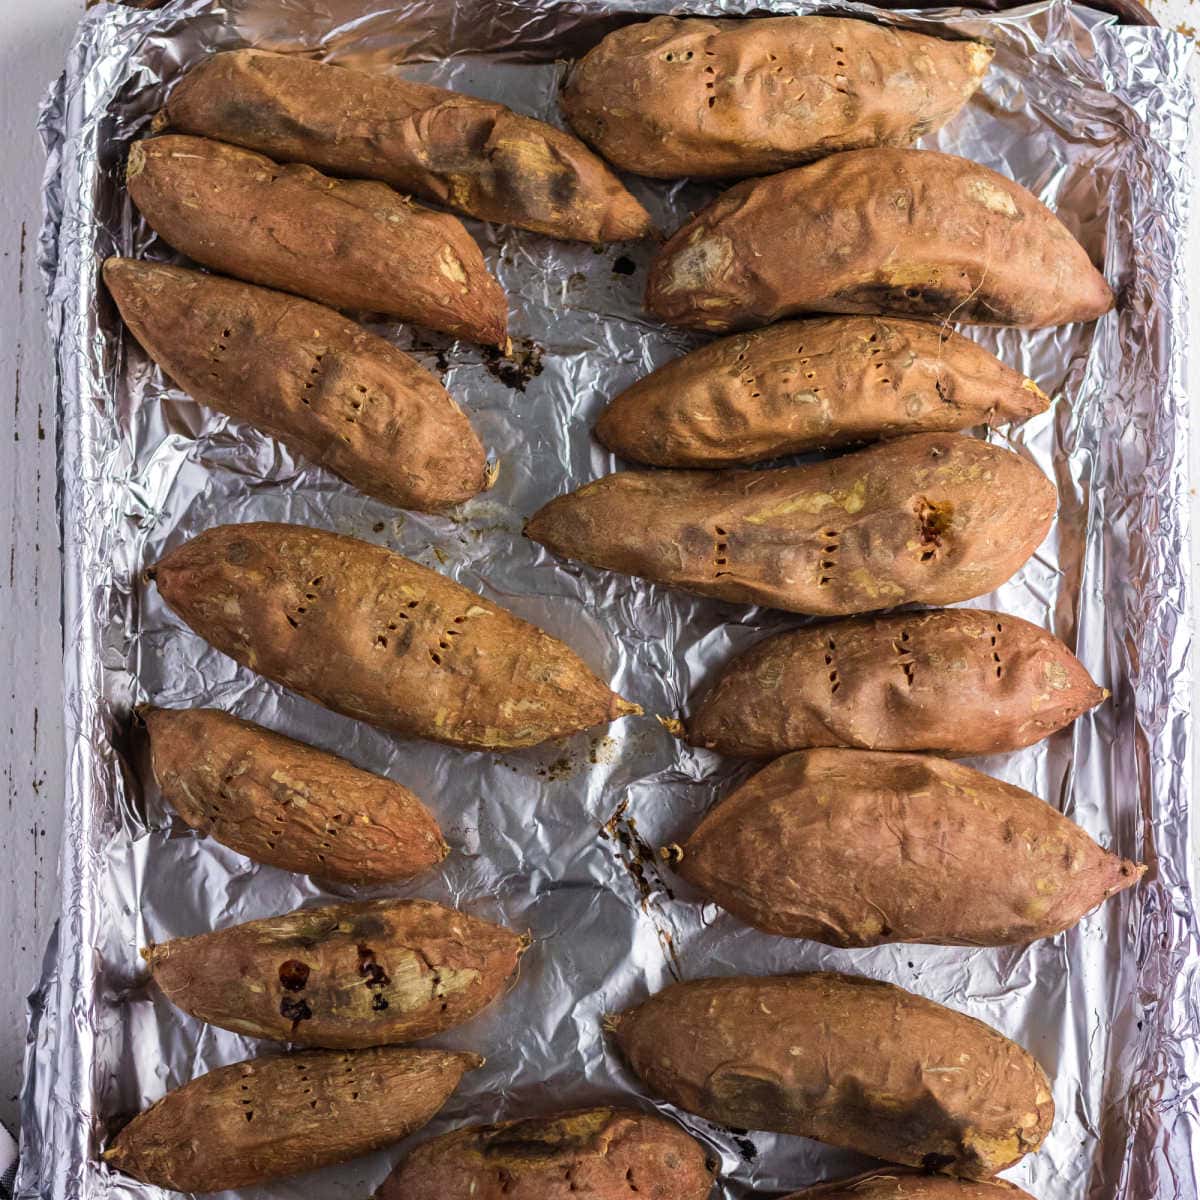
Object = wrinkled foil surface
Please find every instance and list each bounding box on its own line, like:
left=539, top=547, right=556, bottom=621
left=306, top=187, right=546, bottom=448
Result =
left=23, top=2, right=1198, bottom=1198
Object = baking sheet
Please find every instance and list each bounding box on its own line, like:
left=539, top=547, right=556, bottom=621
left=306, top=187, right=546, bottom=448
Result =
left=22, top=1, right=1199, bottom=1198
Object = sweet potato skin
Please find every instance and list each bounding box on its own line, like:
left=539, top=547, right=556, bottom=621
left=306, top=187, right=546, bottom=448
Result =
left=143, top=706, right=447, bottom=884
left=104, top=1046, right=478, bottom=1192
left=646, top=149, right=1114, bottom=331
left=526, top=434, right=1055, bottom=616
left=145, top=897, right=526, bottom=1047
left=379, top=1107, right=715, bottom=1200
left=563, top=15, right=992, bottom=180
left=782, top=1170, right=1035, bottom=1200
left=612, top=973, right=1054, bottom=1179
left=689, top=608, right=1106, bottom=758
left=126, top=135, right=507, bottom=346
left=149, top=522, right=637, bottom=750
left=594, top=317, right=1048, bottom=468
left=676, top=748, right=1144, bottom=946
left=103, top=258, right=488, bottom=510
left=164, top=49, right=651, bottom=243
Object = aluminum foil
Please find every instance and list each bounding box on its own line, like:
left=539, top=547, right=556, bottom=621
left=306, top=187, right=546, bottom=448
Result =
left=22, top=2, right=1198, bottom=1198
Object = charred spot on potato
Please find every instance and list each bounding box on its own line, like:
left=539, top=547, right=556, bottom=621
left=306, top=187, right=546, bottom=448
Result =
left=921, top=1151, right=958, bottom=1171
left=280, top=995, right=312, bottom=1024
left=278, top=959, right=311, bottom=991
left=225, top=540, right=250, bottom=565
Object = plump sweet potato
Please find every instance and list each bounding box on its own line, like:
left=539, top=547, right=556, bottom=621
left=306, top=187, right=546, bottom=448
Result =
left=611, top=973, right=1054, bottom=1179
left=104, top=1046, right=478, bottom=1192
left=594, top=317, right=1048, bottom=468
left=526, top=433, right=1055, bottom=615
left=672, top=748, right=1143, bottom=947
left=103, top=259, right=489, bottom=510
left=142, top=706, right=447, bottom=884
left=646, top=148, right=1114, bottom=331
left=689, top=608, right=1106, bottom=758
left=162, top=49, right=651, bottom=244
left=379, top=1107, right=715, bottom=1200
left=145, top=897, right=527, bottom=1047
left=562, top=15, right=992, bottom=180
left=782, top=1169, right=1035, bottom=1200
left=149, top=522, right=638, bottom=749
left=126, top=135, right=507, bottom=346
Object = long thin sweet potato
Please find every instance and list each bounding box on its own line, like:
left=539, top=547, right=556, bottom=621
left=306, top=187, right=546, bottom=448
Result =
left=104, top=258, right=489, bottom=510
left=526, top=434, right=1055, bottom=615
left=104, top=1046, right=478, bottom=1192
left=672, top=748, right=1143, bottom=946
left=595, top=317, right=1048, bottom=467
left=142, top=706, right=447, bottom=884
left=646, top=148, right=1114, bottom=331
left=563, top=15, right=992, bottom=179
left=611, top=973, right=1054, bottom=1179
left=378, top=1107, right=716, bottom=1200
left=149, top=522, right=638, bottom=750
left=126, top=135, right=508, bottom=346
left=689, top=608, right=1106, bottom=758
left=163, top=49, right=651, bottom=243
left=782, top=1170, right=1035, bottom=1200
left=145, top=897, right=527, bottom=1047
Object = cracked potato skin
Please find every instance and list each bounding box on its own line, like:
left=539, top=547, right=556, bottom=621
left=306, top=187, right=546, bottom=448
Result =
left=594, top=317, right=1048, bottom=468
left=645, top=148, right=1114, bottom=332
left=612, top=973, right=1054, bottom=1180
left=104, top=1046, right=479, bottom=1192
left=149, top=522, right=637, bottom=750
left=143, top=706, right=447, bottom=885
left=379, top=1107, right=715, bottom=1200
left=144, top=897, right=526, bottom=1047
left=526, top=434, right=1055, bottom=616
left=782, top=1169, right=1036, bottom=1200
left=562, top=15, right=992, bottom=180
left=126, top=135, right=508, bottom=346
left=103, top=259, right=488, bottom=510
left=676, top=748, right=1144, bottom=946
left=164, top=49, right=651, bottom=244
left=689, top=608, right=1106, bottom=758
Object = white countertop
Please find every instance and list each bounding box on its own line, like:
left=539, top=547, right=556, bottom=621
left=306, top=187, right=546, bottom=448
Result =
left=0, top=0, right=1195, bottom=1139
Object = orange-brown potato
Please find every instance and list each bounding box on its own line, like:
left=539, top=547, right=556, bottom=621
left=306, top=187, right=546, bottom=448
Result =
left=104, top=1046, right=478, bottom=1192
left=672, top=748, right=1144, bottom=946
left=595, top=317, right=1048, bottom=467
left=149, top=523, right=638, bottom=750
left=145, top=897, right=527, bottom=1047
left=104, top=259, right=489, bottom=510
left=611, top=973, right=1054, bottom=1179
left=126, top=135, right=507, bottom=346
left=526, top=434, right=1055, bottom=616
left=142, top=706, right=447, bottom=884
left=163, top=49, right=652, bottom=243
left=646, top=148, right=1114, bottom=332
left=562, top=15, right=992, bottom=179
left=378, top=1107, right=716, bottom=1200
left=689, top=608, right=1106, bottom=758
left=782, top=1169, right=1036, bottom=1200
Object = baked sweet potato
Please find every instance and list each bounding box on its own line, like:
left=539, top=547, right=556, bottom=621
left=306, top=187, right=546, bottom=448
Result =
left=526, top=433, right=1055, bottom=615
left=782, top=1169, right=1035, bottom=1200
left=149, top=522, right=638, bottom=749
left=610, top=973, right=1053, bottom=1179
left=594, top=317, right=1048, bottom=468
left=672, top=748, right=1143, bottom=946
left=689, top=608, right=1106, bottom=758
left=104, top=1046, right=478, bottom=1192
left=562, top=15, right=992, bottom=180
left=145, top=897, right=526, bottom=1047
left=126, top=135, right=507, bottom=346
left=103, top=258, right=489, bottom=510
left=646, top=148, right=1114, bottom=331
left=142, top=706, right=447, bottom=884
left=162, top=49, right=651, bottom=244
left=379, top=1107, right=715, bottom=1200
